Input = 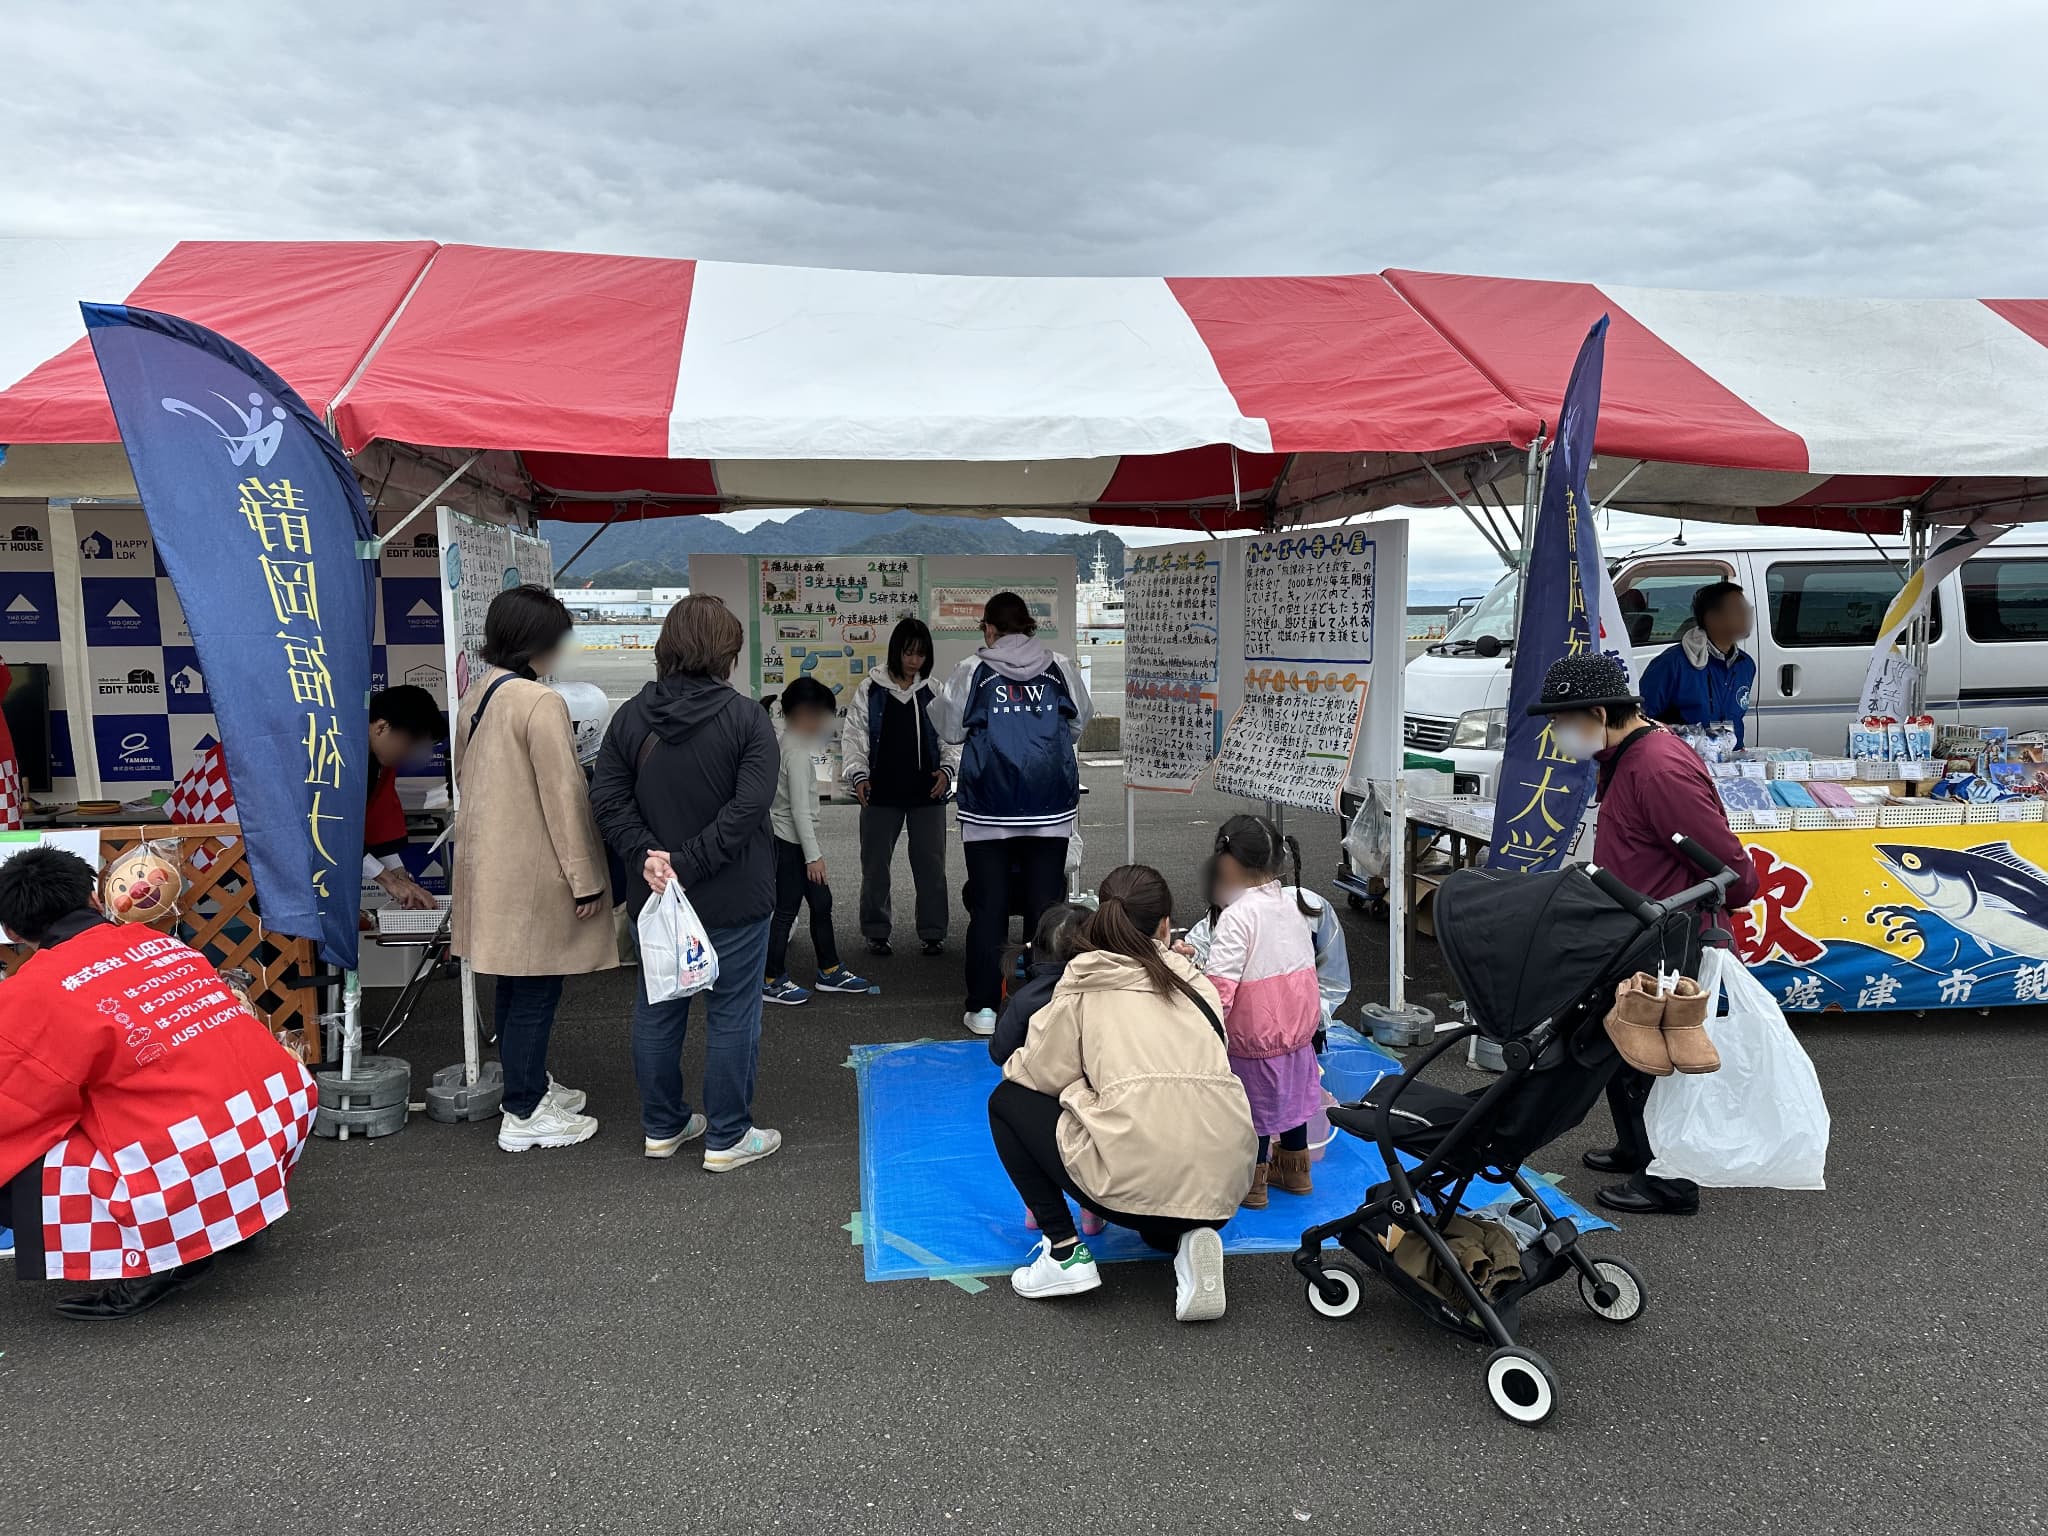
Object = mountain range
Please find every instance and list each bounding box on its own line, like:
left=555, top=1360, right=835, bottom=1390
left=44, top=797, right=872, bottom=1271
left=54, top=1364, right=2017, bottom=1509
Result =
left=542, top=508, right=1127, bottom=588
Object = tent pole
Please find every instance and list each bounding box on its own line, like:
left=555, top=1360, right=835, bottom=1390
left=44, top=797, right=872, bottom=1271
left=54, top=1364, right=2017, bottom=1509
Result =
left=371, top=452, right=479, bottom=553
left=45, top=499, right=102, bottom=801
left=1423, top=459, right=1512, bottom=566
left=553, top=502, right=630, bottom=583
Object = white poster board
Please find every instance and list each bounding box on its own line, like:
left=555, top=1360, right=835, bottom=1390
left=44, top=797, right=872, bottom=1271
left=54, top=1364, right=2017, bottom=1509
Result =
left=437, top=506, right=555, bottom=704
left=1122, top=541, right=1239, bottom=792
left=1214, top=524, right=1406, bottom=814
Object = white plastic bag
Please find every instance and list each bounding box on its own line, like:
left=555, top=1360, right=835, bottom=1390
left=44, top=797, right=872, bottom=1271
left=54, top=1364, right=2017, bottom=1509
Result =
left=1343, top=783, right=1391, bottom=882
left=1645, top=947, right=1831, bottom=1190
left=636, top=882, right=720, bottom=1004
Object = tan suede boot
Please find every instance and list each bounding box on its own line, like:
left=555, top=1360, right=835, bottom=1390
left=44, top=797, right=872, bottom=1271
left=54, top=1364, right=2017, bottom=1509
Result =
left=1660, top=976, right=1720, bottom=1074
left=1242, top=1162, right=1270, bottom=1209
left=1603, top=972, right=1674, bottom=1076
left=1272, top=1146, right=1314, bottom=1195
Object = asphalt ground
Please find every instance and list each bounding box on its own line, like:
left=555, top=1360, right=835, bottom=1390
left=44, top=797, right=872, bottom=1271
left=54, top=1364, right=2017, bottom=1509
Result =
left=4, top=763, right=2044, bottom=1534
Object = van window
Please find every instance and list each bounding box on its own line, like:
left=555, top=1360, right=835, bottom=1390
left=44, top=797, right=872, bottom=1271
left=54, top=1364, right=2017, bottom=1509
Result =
left=1961, top=558, right=2048, bottom=642
left=1765, top=562, right=1942, bottom=648
left=1612, top=561, right=1736, bottom=646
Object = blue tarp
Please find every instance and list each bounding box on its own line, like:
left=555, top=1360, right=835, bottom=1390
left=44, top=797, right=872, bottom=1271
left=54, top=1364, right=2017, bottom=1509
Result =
left=852, top=1024, right=1609, bottom=1284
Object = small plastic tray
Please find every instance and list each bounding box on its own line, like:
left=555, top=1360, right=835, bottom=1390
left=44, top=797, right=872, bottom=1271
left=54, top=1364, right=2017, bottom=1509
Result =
left=1878, top=802, right=1969, bottom=827
left=1792, top=806, right=1880, bottom=830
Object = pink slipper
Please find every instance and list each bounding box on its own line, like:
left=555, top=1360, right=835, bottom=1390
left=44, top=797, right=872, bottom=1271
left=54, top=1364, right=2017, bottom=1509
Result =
left=1079, top=1208, right=1106, bottom=1237
left=1023, top=1205, right=1040, bottom=1232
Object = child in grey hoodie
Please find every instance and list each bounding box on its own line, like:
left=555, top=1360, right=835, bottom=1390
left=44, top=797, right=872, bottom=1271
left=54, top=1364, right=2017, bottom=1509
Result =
left=762, top=678, right=871, bottom=1006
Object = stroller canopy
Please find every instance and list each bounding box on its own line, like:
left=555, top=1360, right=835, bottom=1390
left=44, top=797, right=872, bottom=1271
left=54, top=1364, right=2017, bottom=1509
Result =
left=1435, top=866, right=1653, bottom=1041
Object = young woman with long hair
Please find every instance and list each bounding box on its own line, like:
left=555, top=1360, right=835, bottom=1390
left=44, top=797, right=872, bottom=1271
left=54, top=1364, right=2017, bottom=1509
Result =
left=989, top=864, right=1255, bottom=1322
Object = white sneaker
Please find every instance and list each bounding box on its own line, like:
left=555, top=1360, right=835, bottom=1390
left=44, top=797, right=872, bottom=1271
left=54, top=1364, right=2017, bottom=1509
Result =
left=1011, top=1237, right=1102, bottom=1300
left=1173, top=1227, right=1226, bottom=1322
left=497, top=1099, right=599, bottom=1152
left=703, top=1126, right=782, bottom=1173
left=963, top=1009, right=997, bottom=1037
left=644, top=1113, right=708, bottom=1159
left=543, top=1075, right=587, bottom=1115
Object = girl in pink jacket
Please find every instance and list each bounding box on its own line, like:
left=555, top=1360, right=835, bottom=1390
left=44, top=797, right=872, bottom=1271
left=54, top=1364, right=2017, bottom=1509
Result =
left=1201, top=815, right=1324, bottom=1209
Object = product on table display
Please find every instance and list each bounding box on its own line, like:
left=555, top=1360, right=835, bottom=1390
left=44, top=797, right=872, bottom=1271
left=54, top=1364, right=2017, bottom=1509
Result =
left=100, top=842, right=185, bottom=925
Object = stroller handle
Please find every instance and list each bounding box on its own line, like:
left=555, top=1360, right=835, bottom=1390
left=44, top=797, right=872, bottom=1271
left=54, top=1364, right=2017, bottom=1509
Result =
left=1586, top=856, right=1738, bottom=931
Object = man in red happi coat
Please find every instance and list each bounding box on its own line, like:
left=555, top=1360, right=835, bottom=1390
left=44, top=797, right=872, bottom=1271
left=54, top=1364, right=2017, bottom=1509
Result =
left=0, top=848, right=317, bottom=1319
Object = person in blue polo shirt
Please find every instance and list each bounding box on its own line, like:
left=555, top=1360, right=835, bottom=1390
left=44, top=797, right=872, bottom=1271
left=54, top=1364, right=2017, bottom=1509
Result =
left=1638, top=579, right=1758, bottom=747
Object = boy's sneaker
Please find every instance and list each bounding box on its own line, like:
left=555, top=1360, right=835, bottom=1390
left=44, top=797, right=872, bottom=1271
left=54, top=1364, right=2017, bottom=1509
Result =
left=814, top=967, right=871, bottom=994
left=1011, top=1238, right=1102, bottom=1300
left=763, top=978, right=810, bottom=1006
left=963, top=1008, right=997, bottom=1037
left=1173, top=1227, right=1227, bottom=1322
left=704, top=1126, right=782, bottom=1173
left=643, top=1113, right=708, bottom=1159
left=542, top=1075, right=587, bottom=1115
left=921, top=940, right=944, bottom=956
left=865, top=937, right=893, bottom=957
left=498, top=1100, right=599, bottom=1152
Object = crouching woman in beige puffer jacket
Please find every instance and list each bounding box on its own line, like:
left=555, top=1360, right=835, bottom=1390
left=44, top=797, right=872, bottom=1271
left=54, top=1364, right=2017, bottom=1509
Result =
left=989, top=864, right=1257, bottom=1322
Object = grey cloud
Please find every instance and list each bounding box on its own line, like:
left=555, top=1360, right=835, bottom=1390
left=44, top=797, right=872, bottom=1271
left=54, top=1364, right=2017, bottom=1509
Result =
left=8, top=1, right=2043, bottom=295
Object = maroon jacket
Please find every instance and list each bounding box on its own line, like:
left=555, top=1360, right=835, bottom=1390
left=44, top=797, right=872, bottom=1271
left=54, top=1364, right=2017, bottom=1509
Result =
left=1591, top=725, right=1759, bottom=909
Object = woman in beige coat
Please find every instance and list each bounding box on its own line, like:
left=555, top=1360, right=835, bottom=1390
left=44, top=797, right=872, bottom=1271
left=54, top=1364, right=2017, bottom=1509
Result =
left=451, top=585, right=616, bottom=1154
left=990, top=864, right=1256, bottom=1322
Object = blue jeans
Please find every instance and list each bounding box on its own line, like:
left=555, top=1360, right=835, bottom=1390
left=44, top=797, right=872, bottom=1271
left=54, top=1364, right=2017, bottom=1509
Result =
left=631, top=915, right=772, bottom=1151
left=491, top=973, right=566, bottom=1117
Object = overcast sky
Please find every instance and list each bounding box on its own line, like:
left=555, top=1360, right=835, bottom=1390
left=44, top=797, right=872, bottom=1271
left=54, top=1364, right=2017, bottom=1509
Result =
left=10, top=1, right=2043, bottom=587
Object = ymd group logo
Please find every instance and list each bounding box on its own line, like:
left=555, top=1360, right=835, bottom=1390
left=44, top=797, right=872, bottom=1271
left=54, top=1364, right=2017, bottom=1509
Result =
left=82, top=578, right=162, bottom=646
left=0, top=572, right=60, bottom=641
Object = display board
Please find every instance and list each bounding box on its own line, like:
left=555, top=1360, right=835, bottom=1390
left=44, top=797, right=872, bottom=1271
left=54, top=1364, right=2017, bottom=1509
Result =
left=67, top=505, right=202, bottom=792
left=436, top=506, right=553, bottom=704
left=1242, top=527, right=1377, bottom=665
left=754, top=555, right=922, bottom=702
left=1736, top=821, right=2048, bottom=1012
left=687, top=553, right=1078, bottom=789
left=0, top=502, right=79, bottom=797
left=1213, top=670, right=1368, bottom=812
left=1213, top=524, right=1406, bottom=813
left=1122, top=542, right=1232, bottom=792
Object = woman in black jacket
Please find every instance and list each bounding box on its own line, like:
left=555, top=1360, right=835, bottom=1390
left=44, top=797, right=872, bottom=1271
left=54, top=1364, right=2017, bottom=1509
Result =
left=589, top=595, right=782, bottom=1174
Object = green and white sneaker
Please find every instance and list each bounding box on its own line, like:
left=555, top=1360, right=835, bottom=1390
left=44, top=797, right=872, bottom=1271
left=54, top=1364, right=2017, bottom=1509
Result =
left=1011, top=1238, right=1102, bottom=1300
left=703, top=1125, right=782, bottom=1173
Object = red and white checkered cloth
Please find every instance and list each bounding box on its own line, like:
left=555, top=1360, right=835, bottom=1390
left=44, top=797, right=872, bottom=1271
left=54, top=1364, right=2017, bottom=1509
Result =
left=0, top=756, right=21, bottom=832
left=39, top=1063, right=317, bottom=1280
left=165, top=742, right=237, bottom=827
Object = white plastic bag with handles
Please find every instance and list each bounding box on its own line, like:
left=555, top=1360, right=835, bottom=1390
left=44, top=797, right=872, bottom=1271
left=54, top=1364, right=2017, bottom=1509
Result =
left=636, top=881, right=720, bottom=1004
left=1645, top=946, right=1831, bottom=1190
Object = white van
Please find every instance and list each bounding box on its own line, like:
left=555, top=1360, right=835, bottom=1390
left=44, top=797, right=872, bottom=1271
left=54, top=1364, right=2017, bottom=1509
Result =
left=1403, top=535, right=2048, bottom=780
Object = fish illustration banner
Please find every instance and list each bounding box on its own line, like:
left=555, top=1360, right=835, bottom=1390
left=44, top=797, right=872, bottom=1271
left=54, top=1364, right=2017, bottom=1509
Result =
left=86, top=303, right=376, bottom=970
left=1732, top=822, right=2048, bottom=1012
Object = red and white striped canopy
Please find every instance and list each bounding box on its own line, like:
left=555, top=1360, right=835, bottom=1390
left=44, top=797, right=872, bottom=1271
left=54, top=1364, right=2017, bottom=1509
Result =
left=3, top=239, right=2045, bottom=529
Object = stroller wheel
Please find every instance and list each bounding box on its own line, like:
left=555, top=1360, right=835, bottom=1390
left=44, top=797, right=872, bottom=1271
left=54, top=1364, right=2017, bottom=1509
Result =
left=1304, top=1266, right=1362, bottom=1319
left=1577, top=1257, right=1647, bottom=1324
left=1484, top=1346, right=1559, bottom=1426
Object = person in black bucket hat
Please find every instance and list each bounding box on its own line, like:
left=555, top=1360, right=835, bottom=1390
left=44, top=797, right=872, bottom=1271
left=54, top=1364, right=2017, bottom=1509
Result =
left=1525, top=652, right=1759, bottom=1216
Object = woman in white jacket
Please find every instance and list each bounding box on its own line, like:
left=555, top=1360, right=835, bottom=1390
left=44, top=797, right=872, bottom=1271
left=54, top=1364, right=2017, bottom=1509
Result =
left=844, top=619, right=961, bottom=958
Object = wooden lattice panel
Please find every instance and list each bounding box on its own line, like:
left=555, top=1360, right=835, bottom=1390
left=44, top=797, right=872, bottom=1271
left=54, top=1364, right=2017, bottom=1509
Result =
left=0, top=824, right=323, bottom=1062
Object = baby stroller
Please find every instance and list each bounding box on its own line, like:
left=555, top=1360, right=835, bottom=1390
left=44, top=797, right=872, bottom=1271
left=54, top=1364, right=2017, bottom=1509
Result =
left=1294, top=835, right=1737, bottom=1424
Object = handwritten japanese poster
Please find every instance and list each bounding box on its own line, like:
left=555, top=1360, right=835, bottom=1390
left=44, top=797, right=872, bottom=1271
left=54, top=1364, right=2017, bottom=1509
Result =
left=1122, top=545, right=1224, bottom=792
left=754, top=556, right=922, bottom=705
left=1211, top=669, right=1368, bottom=813
left=1242, top=530, right=1375, bottom=664
left=438, top=509, right=556, bottom=705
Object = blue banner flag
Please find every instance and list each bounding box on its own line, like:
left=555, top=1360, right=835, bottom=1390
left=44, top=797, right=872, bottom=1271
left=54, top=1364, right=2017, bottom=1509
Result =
left=85, top=303, right=375, bottom=968
left=1486, top=316, right=1611, bottom=874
